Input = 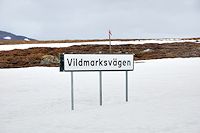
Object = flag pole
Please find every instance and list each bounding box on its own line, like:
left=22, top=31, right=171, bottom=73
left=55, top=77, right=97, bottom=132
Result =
left=109, top=30, right=112, bottom=53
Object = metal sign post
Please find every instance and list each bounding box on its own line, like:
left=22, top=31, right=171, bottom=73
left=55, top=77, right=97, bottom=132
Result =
left=126, top=71, right=128, bottom=102
left=71, top=72, right=74, bottom=110
left=99, top=71, right=102, bottom=106
left=60, top=54, right=134, bottom=110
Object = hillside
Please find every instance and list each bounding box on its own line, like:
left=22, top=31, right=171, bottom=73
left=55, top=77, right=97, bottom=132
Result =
left=0, top=30, right=35, bottom=41
left=0, top=37, right=200, bottom=68
left=0, top=41, right=200, bottom=68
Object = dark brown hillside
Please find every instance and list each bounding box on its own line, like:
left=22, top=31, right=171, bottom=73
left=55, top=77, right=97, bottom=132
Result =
left=0, top=42, right=200, bottom=68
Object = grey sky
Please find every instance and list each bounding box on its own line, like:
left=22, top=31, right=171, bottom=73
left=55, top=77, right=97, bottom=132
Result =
left=0, top=0, right=199, bottom=40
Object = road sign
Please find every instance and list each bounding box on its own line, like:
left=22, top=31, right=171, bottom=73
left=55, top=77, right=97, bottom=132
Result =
left=59, top=53, right=134, bottom=110
left=60, top=54, right=134, bottom=72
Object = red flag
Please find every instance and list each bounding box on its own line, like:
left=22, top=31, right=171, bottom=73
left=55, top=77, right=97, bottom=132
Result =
left=109, top=30, right=112, bottom=36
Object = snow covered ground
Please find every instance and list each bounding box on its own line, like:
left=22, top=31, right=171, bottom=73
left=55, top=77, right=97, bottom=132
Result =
left=0, top=58, right=200, bottom=133
left=0, top=39, right=199, bottom=51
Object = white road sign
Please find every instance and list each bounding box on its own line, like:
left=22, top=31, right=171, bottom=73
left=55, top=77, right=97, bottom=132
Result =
left=60, top=54, right=134, bottom=71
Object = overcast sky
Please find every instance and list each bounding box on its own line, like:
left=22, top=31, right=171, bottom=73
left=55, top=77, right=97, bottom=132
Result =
left=0, top=0, right=200, bottom=40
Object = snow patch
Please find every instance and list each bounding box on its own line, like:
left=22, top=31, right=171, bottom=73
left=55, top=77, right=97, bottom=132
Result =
left=142, top=48, right=154, bottom=53
left=24, top=38, right=30, bottom=41
left=3, top=36, right=11, bottom=40
left=0, top=39, right=199, bottom=51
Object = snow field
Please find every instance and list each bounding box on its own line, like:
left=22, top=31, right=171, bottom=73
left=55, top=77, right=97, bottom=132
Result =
left=0, top=58, right=200, bottom=133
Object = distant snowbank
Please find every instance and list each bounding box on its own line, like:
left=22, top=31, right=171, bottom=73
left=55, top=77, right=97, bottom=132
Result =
left=0, top=38, right=199, bottom=51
